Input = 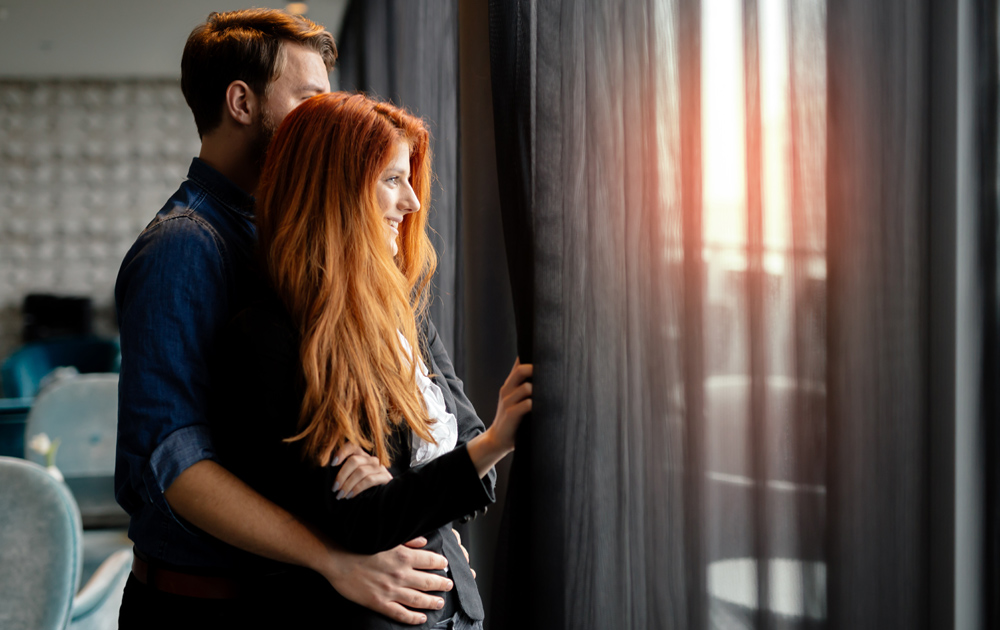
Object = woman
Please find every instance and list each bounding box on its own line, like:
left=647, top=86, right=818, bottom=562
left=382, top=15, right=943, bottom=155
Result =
left=209, top=92, right=531, bottom=628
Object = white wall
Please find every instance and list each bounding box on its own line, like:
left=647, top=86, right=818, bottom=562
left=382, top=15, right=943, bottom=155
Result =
left=0, top=0, right=349, bottom=78
left=0, top=1, right=349, bottom=367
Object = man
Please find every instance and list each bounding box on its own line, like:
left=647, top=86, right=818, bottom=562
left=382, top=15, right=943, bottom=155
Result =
left=115, top=9, right=459, bottom=626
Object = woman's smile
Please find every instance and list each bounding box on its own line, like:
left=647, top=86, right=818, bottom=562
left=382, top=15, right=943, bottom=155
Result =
left=376, top=140, right=420, bottom=256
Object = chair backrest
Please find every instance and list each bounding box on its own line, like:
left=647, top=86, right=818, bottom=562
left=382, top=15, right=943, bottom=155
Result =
left=1, top=337, right=120, bottom=398
left=0, top=397, right=32, bottom=457
left=24, top=374, right=119, bottom=478
left=0, top=456, right=82, bottom=630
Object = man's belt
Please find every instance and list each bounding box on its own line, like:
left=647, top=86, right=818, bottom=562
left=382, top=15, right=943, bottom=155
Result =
left=131, top=549, right=244, bottom=599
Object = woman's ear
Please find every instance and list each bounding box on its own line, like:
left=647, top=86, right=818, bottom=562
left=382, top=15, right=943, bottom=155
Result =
left=223, top=80, right=258, bottom=127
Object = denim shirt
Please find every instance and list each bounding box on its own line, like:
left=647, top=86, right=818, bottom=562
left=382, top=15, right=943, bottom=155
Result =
left=115, top=158, right=265, bottom=568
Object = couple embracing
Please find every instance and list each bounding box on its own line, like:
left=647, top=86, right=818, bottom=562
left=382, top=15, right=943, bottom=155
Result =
left=115, top=9, right=530, bottom=629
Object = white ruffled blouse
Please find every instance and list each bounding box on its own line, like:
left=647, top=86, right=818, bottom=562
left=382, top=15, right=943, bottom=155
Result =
left=397, top=331, right=458, bottom=467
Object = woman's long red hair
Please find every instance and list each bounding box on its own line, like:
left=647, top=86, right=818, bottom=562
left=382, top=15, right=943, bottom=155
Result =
left=255, top=92, right=437, bottom=466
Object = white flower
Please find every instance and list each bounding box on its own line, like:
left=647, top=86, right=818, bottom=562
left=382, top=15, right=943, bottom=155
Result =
left=28, top=432, right=52, bottom=455
left=28, top=432, right=60, bottom=469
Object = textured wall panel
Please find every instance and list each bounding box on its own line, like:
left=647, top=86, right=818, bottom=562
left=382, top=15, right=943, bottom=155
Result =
left=0, top=80, right=201, bottom=363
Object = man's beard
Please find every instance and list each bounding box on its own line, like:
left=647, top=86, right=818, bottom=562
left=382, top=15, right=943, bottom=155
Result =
left=250, top=110, right=279, bottom=171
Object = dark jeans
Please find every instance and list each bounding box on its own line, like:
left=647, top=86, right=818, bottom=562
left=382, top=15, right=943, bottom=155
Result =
left=120, top=570, right=482, bottom=630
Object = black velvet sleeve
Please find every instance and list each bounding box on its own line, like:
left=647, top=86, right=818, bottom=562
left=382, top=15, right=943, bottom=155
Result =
left=210, top=301, right=494, bottom=555
left=421, top=318, right=498, bottom=507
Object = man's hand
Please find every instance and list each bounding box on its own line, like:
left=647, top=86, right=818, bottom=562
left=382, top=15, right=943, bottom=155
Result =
left=318, top=535, right=453, bottom=625
left=165, top=462, right=451, bottom=624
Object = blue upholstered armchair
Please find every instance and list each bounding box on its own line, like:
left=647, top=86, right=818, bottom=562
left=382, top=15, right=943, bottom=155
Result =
left=22, top=373, right=127, bottom=529
left=0, top=457, right=131, bottom=630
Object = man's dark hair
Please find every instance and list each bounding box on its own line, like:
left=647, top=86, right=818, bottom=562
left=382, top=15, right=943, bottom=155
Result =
left=181, top=9, right=337, bottom=138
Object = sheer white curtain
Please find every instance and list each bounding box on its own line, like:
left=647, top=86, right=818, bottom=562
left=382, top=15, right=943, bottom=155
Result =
left=483, top=0, right=981, bottom=628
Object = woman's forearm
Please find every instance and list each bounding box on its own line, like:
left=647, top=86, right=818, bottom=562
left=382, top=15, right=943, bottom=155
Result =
left=318, top=445, right=493, bottom=554
left=465, top=428, right=513, bottom=478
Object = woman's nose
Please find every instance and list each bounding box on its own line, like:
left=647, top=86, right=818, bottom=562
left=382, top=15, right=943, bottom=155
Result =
left=401, top=183, right=420, bottom=214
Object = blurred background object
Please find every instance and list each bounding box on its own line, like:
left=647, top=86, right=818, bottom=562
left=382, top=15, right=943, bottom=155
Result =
left=0, top=456, right=131, bottom=630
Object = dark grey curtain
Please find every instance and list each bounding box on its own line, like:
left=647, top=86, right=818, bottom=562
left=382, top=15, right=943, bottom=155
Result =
left=486, top=0, right=986, bottom=628
left=337, top=0, right=463, bottom=363
left=826, top=1, right=930, bottom=627
left=491, top=1, right=692, bottom=627
left=979, top=0, right=1000, bottom=626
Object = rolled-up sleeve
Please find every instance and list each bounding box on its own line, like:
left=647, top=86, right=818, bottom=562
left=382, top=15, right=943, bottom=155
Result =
left=115, top=215, right=229, bottom=524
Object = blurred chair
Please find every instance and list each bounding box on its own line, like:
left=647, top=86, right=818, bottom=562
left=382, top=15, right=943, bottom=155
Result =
left=67, top=547, right=131, bottom=630
left=0, top=456, right=132, bottom=630
left=23, top=373, right=127, bottom=528
left=0, top=455, right=80, bottom=629
left=1, top=336, right=120, bottom=399
left=0, top=396, right=32, bottom=457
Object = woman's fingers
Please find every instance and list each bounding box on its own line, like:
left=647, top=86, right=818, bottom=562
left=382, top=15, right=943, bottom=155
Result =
left=504, top=381, right=532, bottom=405
left=511, top=397, right=532, bottom=417
left=488, top=359, right=536, bottom=455
left=331, top=442, right=364, bottom=466
left=501, top=360, right=533, bottom=394
left=497, top=383, right=533, bottom=426
left=339, top=466, right=392, bottom=498
left=334, top=451, right=391, bottom=498
left=336, top=457, right=391, bottom=498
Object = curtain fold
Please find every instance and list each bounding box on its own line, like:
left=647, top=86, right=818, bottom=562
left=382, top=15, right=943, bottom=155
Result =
left=978, top=0, right=1000, bottom=626
left=487, top=3, right=566, bottom=628
left=825, top=1, right=930, bottom=627
left=337, top=0, right=463, bottom=362
left=490, top=0, right=690, bottom=627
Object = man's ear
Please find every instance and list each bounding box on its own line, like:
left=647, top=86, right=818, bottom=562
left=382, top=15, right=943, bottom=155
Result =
left=223, top=80, right=258, bottom=127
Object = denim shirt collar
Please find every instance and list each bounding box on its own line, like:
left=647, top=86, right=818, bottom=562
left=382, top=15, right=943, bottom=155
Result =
left=186, top=158, right=256, bottom=219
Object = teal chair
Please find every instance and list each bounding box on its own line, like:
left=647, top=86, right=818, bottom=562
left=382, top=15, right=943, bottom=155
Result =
left=0, top=456, right=81, bottom=629
left=23, top=373, right=127, bottom=528
left=1, top=337, right=120, bottom=399
left=0, top=457, right=132, bottom=630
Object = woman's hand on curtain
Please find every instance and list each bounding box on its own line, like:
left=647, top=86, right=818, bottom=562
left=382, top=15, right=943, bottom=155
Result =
left=466, top=358, right=533, bottom=477
left=332, top=442, right=393, bottom=499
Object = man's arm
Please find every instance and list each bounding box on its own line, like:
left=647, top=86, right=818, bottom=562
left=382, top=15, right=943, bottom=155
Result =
left=166, top=459, right=452, bottom=624
left=117, top=218, right=449, bottom=624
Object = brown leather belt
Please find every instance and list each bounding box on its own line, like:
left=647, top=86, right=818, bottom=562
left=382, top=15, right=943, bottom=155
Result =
left=131, top=549, right=244, bottom=599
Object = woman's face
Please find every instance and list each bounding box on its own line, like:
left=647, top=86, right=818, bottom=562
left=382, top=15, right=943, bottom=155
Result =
left=376, top=140, right=420, bottom=257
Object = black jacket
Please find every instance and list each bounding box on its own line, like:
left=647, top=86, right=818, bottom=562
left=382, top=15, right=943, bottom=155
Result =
left=210, top=296, right=496, bottom=628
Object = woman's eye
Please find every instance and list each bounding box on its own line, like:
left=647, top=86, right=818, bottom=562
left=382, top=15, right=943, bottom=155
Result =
left=385, top=176, right=399, bottom=185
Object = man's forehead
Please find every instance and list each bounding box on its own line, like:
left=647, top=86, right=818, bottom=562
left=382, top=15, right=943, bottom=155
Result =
left=273, top=41, right=329, bottom=86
